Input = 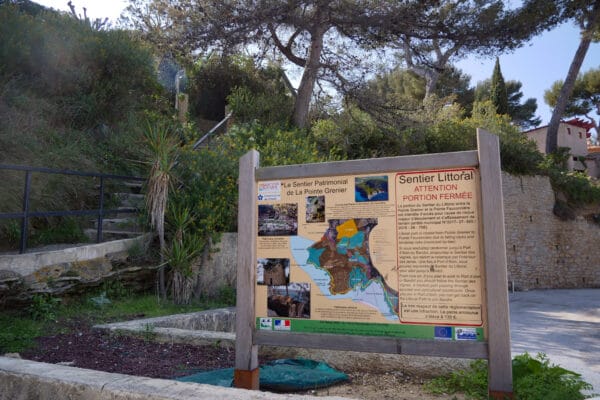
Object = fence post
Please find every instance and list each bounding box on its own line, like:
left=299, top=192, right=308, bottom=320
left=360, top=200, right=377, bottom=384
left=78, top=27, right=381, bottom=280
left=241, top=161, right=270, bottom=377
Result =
left=234, top=150, right=260, bottom=389
left=97, top=176, right=105, bottom=243
left=477, top=129, right=513, bottom=399
left=19, top=171, right=32, bottom=254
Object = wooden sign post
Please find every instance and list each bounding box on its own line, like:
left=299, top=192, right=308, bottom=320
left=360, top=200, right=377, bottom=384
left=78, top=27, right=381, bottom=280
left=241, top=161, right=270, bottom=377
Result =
left=234, top=129, right=512, bottom=398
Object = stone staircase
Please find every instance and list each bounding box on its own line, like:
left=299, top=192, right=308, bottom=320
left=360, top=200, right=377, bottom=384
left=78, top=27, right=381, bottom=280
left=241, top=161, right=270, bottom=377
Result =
left=84, top=182, right=146, bottom=242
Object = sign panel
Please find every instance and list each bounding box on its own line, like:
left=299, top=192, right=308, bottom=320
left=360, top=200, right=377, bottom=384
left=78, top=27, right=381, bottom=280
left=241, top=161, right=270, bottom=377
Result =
left=254, top=168, right=485, bottom=341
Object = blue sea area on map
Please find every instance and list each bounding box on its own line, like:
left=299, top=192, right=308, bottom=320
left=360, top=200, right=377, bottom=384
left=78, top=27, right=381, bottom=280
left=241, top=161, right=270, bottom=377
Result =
left=354, top=191, right=389, bottom=202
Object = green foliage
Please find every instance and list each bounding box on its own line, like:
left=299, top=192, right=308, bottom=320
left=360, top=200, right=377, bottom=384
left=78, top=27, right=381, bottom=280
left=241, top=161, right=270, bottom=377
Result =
left=512, top=353, right=592, bottom=400
left=127, top=241, right=145, bottom=262
left=548, top=170, right=600, bottom=205
left=544, top=67, right=600, bottom=141
left=475, top=79, right=541, bottom=129
left=0, top=314, right=43, bottom=353
left=189, top=55, right=292, bottom=124
left=227, top=86, right=294, bottom=127
left=28, top=294, right=61, bottom=321
left=426, top=359, right=488, bottom=399
left=423, top=101, right=544, bottom=175
left=426, top=353, right=593, bottom=400
left=1, top=220, right=21, bottom=246
left=30, top=217, right=89, bottom=246
left=490, top=58, right=509, bottom=115
left=215, top=285, right=236, bottom=306
left=101, top=279, right=130, bottom=300
left=0, top=3, right=168, bottom=247
left=0, top=292, right=233, bottom=353
left=538, top=147, right=600, bottom=207
left=0, top=4, right=159, bottom=127
left=165, top=233, right=204, bottom=278
left=311, top=107, right=417, bottom=159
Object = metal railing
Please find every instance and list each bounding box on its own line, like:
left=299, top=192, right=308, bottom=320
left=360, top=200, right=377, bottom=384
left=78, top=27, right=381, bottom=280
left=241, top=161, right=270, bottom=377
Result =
left=0, top=164, right=144, bottom=254
left=192, top=112, right=233, bottom=150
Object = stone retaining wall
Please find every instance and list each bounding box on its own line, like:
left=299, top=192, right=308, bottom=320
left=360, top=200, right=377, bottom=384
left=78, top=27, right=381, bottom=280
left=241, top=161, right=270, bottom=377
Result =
left=502, top=173, right=600, bottom=290
left=0, top=235, right=154, bottom=306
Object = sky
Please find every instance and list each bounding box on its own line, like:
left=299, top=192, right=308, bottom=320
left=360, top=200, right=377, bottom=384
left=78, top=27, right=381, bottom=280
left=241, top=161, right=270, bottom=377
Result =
left=34, top=0, right=600, bottom=126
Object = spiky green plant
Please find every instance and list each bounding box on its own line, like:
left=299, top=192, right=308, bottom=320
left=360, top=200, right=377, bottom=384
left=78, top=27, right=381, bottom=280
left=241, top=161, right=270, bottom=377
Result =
left=143, top=122, right=179, bottom=299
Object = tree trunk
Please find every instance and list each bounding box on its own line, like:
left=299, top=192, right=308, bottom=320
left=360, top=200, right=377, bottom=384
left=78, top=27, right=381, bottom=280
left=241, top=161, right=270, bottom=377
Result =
left=158, top=228, right=167, bottom=300
left=424, top=70, right=439, bottom=99
left=292, top=26, right=325, bottom=129
left=547, top=5, right=600, bottom=153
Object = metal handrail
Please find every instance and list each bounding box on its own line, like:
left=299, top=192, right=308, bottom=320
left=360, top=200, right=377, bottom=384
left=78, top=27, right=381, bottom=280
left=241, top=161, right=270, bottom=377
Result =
left=192, top=112, right=233, bottom=150
left=0, top=164, right=144, bottom=254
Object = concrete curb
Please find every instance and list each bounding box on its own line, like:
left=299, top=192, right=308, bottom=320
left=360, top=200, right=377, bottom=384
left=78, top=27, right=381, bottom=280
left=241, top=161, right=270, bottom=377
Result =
left=0, top=357, right=349, bottom=400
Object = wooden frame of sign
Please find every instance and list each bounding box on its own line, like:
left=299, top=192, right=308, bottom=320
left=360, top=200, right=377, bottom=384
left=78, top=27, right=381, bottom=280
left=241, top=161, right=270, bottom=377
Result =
left=234, top=129, right=512, bottom=398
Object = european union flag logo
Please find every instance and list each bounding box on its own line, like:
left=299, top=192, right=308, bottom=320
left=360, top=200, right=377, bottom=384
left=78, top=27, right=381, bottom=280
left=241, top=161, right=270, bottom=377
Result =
left=434, top=326, right=453, bottom=340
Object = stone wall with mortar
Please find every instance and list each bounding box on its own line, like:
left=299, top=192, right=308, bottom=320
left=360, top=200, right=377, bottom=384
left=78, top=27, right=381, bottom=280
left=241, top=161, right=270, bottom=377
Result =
left=502, top=172, right=599, bottom=290
left=196, top=233, right=237, bottom=298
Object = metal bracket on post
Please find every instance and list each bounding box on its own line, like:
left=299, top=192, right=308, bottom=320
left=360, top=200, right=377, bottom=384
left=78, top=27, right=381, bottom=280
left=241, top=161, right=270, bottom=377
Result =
left=19, top=171, right=32, bottom=254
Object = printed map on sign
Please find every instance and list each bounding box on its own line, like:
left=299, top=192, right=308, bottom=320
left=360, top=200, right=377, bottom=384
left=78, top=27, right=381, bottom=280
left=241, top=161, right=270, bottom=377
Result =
left=291, top=218, right=399, bottom=320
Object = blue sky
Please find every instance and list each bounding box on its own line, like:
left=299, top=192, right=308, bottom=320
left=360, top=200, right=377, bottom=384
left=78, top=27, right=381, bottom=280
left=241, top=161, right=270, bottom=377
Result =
left=35, top=0, right=600, bottom=126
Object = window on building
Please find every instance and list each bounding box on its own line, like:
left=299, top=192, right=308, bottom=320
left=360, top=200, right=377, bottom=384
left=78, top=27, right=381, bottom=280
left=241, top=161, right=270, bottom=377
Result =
left=578, top=132, right=582, bottom=139
left=567, top=128, right=571, bottom=135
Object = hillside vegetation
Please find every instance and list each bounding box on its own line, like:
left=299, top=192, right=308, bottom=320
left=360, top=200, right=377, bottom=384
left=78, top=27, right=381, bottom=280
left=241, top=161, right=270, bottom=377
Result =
left=0, top=0, right=597, bottom=293
left=0, top=2, right=167, bottom=245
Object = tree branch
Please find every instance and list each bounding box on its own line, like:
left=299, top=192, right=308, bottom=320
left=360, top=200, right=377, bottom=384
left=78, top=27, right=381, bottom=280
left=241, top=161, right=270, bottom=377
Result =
left=267, top=24, right=307, bottom=67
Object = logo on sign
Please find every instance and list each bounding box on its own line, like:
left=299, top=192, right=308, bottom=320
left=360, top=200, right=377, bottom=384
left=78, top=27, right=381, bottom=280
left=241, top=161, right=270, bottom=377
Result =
left=258, top=181, right=281, bottom=201
left=259, top=318, right=272, bottom=330
left=434, top=326, right=453, bottom=340
left=455, top=327, right=478, bottom=341
left=273, top=319, right=291, bottom=331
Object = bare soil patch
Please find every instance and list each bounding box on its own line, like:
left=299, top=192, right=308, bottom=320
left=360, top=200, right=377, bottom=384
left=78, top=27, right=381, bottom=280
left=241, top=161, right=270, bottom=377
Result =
left=20, top=322, right=463, bottom=400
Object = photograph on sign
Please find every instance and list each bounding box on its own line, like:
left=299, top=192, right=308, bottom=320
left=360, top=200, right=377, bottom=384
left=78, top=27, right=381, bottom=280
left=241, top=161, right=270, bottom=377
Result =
left=255, top=168, right=486, bottom=341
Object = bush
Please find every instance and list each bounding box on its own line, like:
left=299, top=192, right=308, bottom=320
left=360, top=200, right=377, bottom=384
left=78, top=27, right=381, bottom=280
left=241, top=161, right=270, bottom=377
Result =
left=189, top=55, right=293, bottom=124
left=426, top=353, right=593, bottom=400
left=424, top=101, right=544, bottom=175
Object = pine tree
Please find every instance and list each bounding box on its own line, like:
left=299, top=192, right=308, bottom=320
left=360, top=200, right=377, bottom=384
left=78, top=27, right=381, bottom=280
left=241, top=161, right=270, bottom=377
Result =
left=490, top=57, right=509, bottom=115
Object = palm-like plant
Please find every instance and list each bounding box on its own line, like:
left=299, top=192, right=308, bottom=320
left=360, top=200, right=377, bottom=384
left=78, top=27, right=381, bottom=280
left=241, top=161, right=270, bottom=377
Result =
left=143, top=122, right=178, bottom=299
left=166, top=202, right=205, bottom=304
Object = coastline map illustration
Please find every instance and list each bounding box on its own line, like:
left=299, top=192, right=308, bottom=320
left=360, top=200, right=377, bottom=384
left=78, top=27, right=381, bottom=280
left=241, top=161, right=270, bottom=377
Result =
left=291, top=218, right=399, bottom=320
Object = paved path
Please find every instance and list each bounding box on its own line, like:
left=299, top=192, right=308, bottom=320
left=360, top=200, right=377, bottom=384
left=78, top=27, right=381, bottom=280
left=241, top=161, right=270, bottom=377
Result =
left=509, top=289, right=600, bottom=395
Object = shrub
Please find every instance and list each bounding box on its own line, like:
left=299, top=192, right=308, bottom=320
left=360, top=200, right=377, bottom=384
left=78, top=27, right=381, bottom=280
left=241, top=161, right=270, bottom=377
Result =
left=426, top=353, right=593, bottom=400
left=189, top=55, right=293, bottom=124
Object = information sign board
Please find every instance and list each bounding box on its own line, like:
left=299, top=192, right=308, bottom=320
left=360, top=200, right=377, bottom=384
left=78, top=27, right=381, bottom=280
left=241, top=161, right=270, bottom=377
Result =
left=254, top=167, right=485, bottom=341
left=234, top=129, right=512, bottom=398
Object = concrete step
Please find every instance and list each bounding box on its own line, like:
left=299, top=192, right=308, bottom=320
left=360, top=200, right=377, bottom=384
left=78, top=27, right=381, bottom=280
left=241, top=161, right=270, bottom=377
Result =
left=103, top=207, right=140, bottom=219
left=113, top=193, right=145, bottom=208
left=123, top=181, right=143, bottom=194
left=84, top=229, right=143, bottom=241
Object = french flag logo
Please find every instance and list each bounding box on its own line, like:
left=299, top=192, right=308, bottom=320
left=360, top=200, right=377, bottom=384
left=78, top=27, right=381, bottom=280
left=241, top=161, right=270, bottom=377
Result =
left=274, top=319, right=291, bottom=331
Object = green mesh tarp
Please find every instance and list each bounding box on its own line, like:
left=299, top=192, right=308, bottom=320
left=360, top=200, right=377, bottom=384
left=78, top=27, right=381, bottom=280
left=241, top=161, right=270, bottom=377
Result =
left=175, top=358, right=349, bottom=391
